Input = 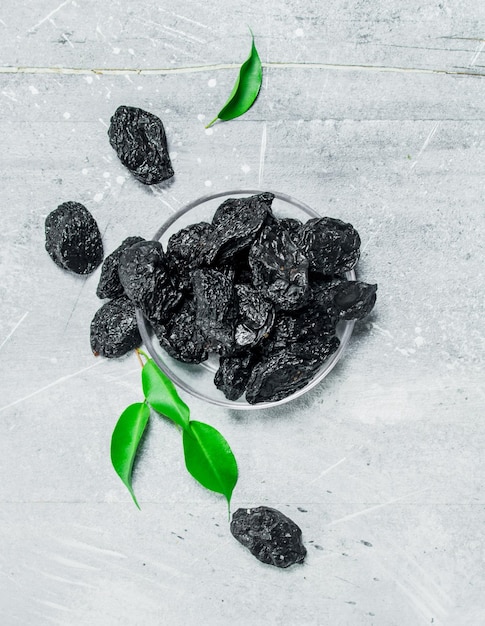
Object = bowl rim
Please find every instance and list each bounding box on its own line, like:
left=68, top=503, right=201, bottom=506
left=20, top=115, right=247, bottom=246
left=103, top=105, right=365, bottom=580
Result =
left=136, top=189, right=356, bottom=410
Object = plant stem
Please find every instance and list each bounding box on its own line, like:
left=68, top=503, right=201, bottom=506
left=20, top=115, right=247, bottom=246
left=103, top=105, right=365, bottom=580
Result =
left=205, top=117, right=218, bottom=129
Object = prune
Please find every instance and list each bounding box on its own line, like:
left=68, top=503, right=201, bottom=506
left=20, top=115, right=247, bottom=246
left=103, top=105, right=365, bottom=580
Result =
left=245, top=350, right=323, bottom=404
left=230, top=506, right=306, bottom=568
left=201, top=192, right=274, bottom=265
left=153, top=299, right=208, bottom=364
left=108, top=106, right=174, bottom=185
left=45, top=201, right=103, bottom=275
left=166, top=222, right=213, bottom=290
left=118, top=240, right=182, bottom=323
left=299, top=217, right=360, bottom=274
left=249, top=222, right=309, bottom=311
left=96, top=236, right=144, bottom=299
left=90, top=296, right=141, bottom=358
left=333, top=281, right=377, bottom=320
left=234, top=284, right=274, bottom=347
left=214, top=353, right=255, bottom=401
left=191, top=269, right=236, bottom=355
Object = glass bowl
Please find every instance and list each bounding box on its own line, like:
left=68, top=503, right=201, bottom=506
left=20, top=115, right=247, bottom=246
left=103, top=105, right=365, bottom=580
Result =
left=136, top=189, right=355, bottom=410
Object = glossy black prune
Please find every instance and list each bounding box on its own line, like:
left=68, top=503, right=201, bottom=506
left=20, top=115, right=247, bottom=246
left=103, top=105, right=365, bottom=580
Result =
left=45, top=201, right=103, bottom=275
left=96, top=236, right=144, bottom=299
left=298, top=217, right=360, bottom=274
left=249, top=222, right=309, bottom=311
left=153, top=299, right=208, bottom=364
left=245, top=350, right=323, bottom=404
left=201, top=192, right=274, bottom=265
left=108, top=106, right=174, bottom=185
left=90, top=296, right=141, bottom=358
left=234, top=284, right=275, bottom=347
left=230, top=506, right=306, bottom=568
left=333, top=281, right=377, bottom=320
left=214, top=353, right=255, bottom=401
left=118, top=240, right=182, bottom=323
left=191, top=269, right=236, bottom=355
left=166, top=222, right=213, bottom=290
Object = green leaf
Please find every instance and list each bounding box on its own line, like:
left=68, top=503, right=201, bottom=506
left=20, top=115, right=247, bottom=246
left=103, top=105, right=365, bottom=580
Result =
left=110, top=402, right=150, bottom=509
left=183, top=421, right=238, bottom=506
left=206, top=30, right=262, bottom=128
left=141, top=359, right=190, bottom=430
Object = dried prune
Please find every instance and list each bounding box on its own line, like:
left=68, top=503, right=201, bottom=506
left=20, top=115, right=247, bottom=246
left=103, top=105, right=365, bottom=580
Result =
left=214, top=353, right=255, bottom=401
left=118, top=240, right=182, bottom=323
left=249, top=222, right=309, bottom=311
left=245, top=350, right=320, bottom=404
left=45, top=201, right=103, bottom=275
left=166, top=222, right=213, bottom=290
left=191, top=269, right=236, bottom=355
left=96, top=236, right=144, bottom=299
left=108, top=106, right=174, bottom=185
left=90, top=296, right=141, bottom=358
left=332, top=281, right=377, bottom=320
left=234, top=284, right=274, bottom=347
left=299, top=217, right=360, bottom=274
left=230, top=506, right=306, bottom=568
left=201, top=192, right=274, bottom=265
left=153, top=299, right=208, bottom=364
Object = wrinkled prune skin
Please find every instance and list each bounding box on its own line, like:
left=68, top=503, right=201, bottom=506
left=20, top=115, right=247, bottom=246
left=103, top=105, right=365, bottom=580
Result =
left=166, top=222, right=213, bottom=291
left=249, top=222, right=309, bottom=311
left=333, top=281, right=377, bottom=320
left=96, top=236, right=144, bottom=299
left=201, top=192, right=274, bottom=265
left=108, top=106, right=174, bottom=185
left=152, top=299, right=208, bottom=364
left=234, top=284, right=275, bottom=347
left=299, top=217, right=360, bottom=274
left=245, top=350, right=323, bottom=404
left=214, top=353, right=255, bottom=401
left=45, top=201, right=103, bottom=275
left=191, top=269, right=236, bottom=355
left=90, top=296, right=141, bottom=358
left=230, top=506, right=306, bottom=568
left=118, top=240, right=182, bottom=323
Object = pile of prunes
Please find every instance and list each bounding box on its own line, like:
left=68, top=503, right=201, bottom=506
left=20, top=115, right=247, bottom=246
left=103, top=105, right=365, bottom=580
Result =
left=91, top=191, right=376, bottom=404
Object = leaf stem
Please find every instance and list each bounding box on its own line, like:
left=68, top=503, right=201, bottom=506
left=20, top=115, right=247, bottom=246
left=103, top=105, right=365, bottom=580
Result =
left=205, top=117, right=218, bottom=129
left=135, top=348, right=150, bottom=367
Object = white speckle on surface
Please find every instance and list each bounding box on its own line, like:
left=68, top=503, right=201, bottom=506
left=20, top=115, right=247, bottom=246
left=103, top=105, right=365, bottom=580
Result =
left=137, top=86, right=143, bottom=91
left=103, top=172, right=110, bottom=178
left=171, top=152, right=178, bottom=159
left=204, top=180, right=212, bottom=187
left=81, top=168, right=88, bottom=175
left=415, top=336, right=425, bottom=348
left=241, top=164, right=250, bottom=173
left=93, top=193, right=103, bottom=202
left=197, top=157, right=202, bottom=164
left=415, top=327, right=422, bottom=334
left=295, top=28, right=304, bottom=37
left=197, top=114, right=205, bottom=122
left=116, top=176, right=125, bottom=185
left=205, top=128, right=213, bottom=136
left=112, top=47, right=121, bottom=54
left=208, top=78, right=217, bottom=87
left=29, top=86, right=39, bottom=95
left=128, top=48, right=135, bottom=55
left=84, top=76, right=93, bottom=84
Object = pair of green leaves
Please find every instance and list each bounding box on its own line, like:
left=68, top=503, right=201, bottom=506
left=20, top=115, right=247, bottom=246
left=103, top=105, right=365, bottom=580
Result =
left=206, top=30, right=262, bottom=128
left=110, top=356, right=238, bottom=510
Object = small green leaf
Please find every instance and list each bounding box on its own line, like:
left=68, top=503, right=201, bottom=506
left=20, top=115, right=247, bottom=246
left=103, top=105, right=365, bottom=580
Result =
left=110, top=402, right=150, bottom=509
left=141, top=359, right=190, bottom=430
left=183, top=421, right=238, bottom=506
left=206, top=30, right=262, bottom=128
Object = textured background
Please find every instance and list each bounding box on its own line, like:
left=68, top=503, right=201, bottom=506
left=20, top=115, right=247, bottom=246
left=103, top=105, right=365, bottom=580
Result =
left=1, top=1, right=484, bottom=624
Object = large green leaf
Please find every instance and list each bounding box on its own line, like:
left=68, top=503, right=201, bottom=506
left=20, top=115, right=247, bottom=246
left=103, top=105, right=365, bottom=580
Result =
left=206, top=30, right=262, bottom=128
left=183, top=421, right=238, bottom=506
left=110, top=402, right=150, bottom=509
left=141, top=359, right=190, bottom=430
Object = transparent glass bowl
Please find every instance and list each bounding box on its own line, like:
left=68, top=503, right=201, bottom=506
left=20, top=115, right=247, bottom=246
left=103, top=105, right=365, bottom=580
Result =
left=136, top=189, right=355, bottom=410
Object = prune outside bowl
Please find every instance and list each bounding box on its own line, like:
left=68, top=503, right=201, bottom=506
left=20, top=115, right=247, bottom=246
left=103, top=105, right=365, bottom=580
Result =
left=136, top=189, right=355, bottom=410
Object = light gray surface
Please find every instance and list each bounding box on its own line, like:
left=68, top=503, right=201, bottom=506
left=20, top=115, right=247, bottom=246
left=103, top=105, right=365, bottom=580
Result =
left=1, top=2, right=484, bottom=625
